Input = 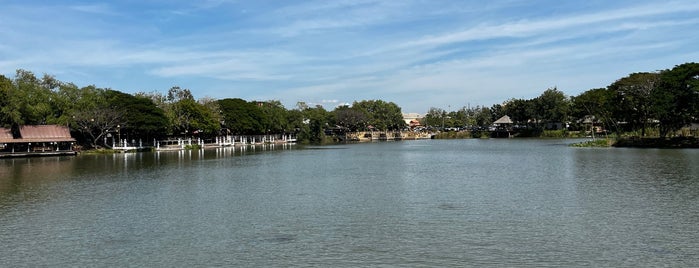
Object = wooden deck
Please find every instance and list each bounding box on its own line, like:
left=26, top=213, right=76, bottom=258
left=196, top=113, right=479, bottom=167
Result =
left=0, top=151, right=77, bottom=158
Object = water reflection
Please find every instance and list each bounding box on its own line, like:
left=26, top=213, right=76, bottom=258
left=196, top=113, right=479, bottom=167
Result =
left=1, top=140, right=698, bottom=267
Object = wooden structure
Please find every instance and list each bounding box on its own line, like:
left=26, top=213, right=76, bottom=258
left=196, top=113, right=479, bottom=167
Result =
left=0, top=125, right=76, bottom=157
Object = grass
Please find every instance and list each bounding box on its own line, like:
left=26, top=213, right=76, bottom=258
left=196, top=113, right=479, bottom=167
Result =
left=570, top=139, right=614, bottom=147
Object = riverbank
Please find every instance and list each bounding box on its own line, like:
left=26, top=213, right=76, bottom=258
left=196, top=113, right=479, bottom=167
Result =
left=613, top=137, right=699, bottom=148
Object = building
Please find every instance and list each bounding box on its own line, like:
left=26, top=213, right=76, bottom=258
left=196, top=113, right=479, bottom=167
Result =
left=0, top=125, right=76, bottom=157
left=402, top=113, right=423, bottom=129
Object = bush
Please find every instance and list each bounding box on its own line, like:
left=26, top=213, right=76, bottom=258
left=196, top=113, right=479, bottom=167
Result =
left=570, top=139, right=613, bottom=147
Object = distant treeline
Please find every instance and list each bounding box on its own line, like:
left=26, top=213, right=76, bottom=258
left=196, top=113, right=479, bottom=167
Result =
left=1, top=62, right=697, bottom=147
left=423, top=62, right=699, bottom=138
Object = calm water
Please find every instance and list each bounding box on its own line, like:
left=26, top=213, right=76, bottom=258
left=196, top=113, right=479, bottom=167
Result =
left=1, top=139, right=698, bottom=267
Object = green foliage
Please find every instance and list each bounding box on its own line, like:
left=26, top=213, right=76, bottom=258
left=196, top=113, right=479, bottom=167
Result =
left=352, top=100, right=405, bottom=131
left=332, top=105, right=368, bottom=131
left=422, top=107, right=444, bottom=129
left=503, top=98, right=535, bottom=126
left=651, top=63, right=699, bottom=137
left=608, top=72, right=660, bottom=137
left=540, top=130, right=567, bottom=138
left=299, top=105, right=330, bottom=143
left=105, top=90, right=169, bottom=139
left=0, top=74, right=20, bottom=127
left=218, top=98, right=265, bottom=135
left=258, top=100, right=289, bottom=134
left=184, top=144, right=202, bottom=150
left=534, top=87, right=570, bottom=125
left=474, top=106, right=493, bottom=127
left=570, top=139, right=613, bottom=147
left=170, top=98, right=219, bottom=136
left=432, top=131, right=472, bottom=139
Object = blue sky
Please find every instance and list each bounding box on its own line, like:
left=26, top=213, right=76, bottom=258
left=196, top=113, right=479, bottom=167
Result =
left=1, top=0, right=698, bottom=113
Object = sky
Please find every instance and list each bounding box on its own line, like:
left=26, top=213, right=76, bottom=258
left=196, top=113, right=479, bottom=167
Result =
left=1, top=0, right=698, bottom=113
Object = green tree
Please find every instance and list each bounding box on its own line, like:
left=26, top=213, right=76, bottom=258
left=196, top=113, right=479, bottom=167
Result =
left=105, top=90, right=169, bottom=140
left=299, top=105, right=330, bottom=143
left=474, top=106, right=493, bottom=127
left=422, top=107, right=445, bottom=129
left=490, top=104, right=505, bottom=123
left=258, top=100, right=289, bottom=134
left=651, top=63, right=699, bottom=137
left=170, top=98, right=219, bottom=137
left=503, top=98, right=535, bottom=126
left=69, top=86, right=124, bottom=148
left=12, top=70, right=57, bottom=125
left=608, top=72, right=660, bottom=136
left=333, top=105, right=367, bottom=131
left=534, top=87, right=570, bottom=127
left=218, top=98, right=265, bottom=135
left=571, top=88, right=616, bottom=132
left=0, top=75, right=21, bottom=127
left=353, top=100, right=405, bottom=131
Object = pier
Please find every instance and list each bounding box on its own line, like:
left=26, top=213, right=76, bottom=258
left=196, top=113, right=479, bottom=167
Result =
left=110, top=134, right=298, bottom=152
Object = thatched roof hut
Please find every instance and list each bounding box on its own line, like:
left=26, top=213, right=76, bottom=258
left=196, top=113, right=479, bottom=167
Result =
left=493, top=115, right=513, bottom=125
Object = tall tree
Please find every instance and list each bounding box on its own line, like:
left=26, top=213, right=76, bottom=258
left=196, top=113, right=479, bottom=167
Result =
left=651, top=63, right=699, bottom=137
left=105, top=90, right=169, bottom=140
left=534, top=87, right=570, bottom=127
left=258, top=100, right=289, bottom=134
left=571, top=88, right=616, bottom=132
left=170, top=98, right=219, bottom=137
left=333, top=105, right=367, bottom=131
left=218, top=98, right=265, bottom=135
left=0, top=75, right=20, bottom=127
left=299, top=105, right=330, bottom=143
left=608, top=72, right=660, bottom=136
left=70, top=86, right=124, bottom=148
left=352, top=100, right=405, bottom=131
left=503, top=98, right=535, bottom=126
left=422, top=107, right=445, bottom=129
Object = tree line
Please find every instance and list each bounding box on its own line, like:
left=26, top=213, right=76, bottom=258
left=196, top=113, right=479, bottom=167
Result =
left=423, top=62, right=699, bottom=137
left=0, top=70, right=405, bottom=147
left=1, top=62, right=697, bottom=147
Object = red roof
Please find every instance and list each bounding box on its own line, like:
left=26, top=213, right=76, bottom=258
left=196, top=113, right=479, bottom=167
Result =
left=0, top=125, right=75, bottom=143
left=0, top=128, right=13, bottom=143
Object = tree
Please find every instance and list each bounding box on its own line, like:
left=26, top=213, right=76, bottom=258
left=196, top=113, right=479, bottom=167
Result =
left=474, top=106, right=493, bottom=127
left=422, top=107, right=445, bottom=129
left=490, top=104, right=505, bottom=124
left=299, top=105, right=330, bottom=143
left=170, top=98, right=219, bottom=137
left=608, top=72, right=660, bottom=136
left=105, top=90, right=169, bottom=140
left=258, top=100, right=289, bottom=134
left=218, top=98, right=265, bottom=135
left=352, top=100, right=405, bottom=131
left=0, top=75, right=21, bottom=127
left=651, top=63, right=699, bottom=137
left=534, top=87, right=570, bottom=127
left=503, top=98, right=535, bottom=126
left=12, top=69, right=56, bottom=125
left=571, top=88, right=616, bottom=133
left=69, top=86, right=124, bottom=148
left=333, top=105, right=367, bottom=131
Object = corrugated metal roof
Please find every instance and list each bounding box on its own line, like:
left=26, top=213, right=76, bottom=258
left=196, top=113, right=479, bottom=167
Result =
left=0, top=128, right=14, bottom=143
left=20, top=125, right=72, bottom=139
left=0, top=125, right=76, bottom=143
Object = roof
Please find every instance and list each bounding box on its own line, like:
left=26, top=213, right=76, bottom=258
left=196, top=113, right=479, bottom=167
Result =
left=0, top=128, right=14, bottom=143
left=1, top=125, right=76, bottom=143
left=493, top=115, right=513, bottom=124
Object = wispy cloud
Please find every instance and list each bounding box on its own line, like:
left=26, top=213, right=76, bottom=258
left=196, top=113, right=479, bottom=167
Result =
left=1, top=0, right=698, bottom=112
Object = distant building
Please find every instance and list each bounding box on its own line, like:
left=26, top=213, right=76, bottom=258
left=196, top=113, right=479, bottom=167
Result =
left=402, top=113, right=422, bottom=126
left=0, top=125, right=76, bottom=155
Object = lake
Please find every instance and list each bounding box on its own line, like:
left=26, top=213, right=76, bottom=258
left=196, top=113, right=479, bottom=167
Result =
left=1, top=139, right=698, bottom=267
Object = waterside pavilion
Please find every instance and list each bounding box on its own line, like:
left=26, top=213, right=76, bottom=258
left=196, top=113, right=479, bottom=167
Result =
left=0, top=125, right=77, bottom=157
